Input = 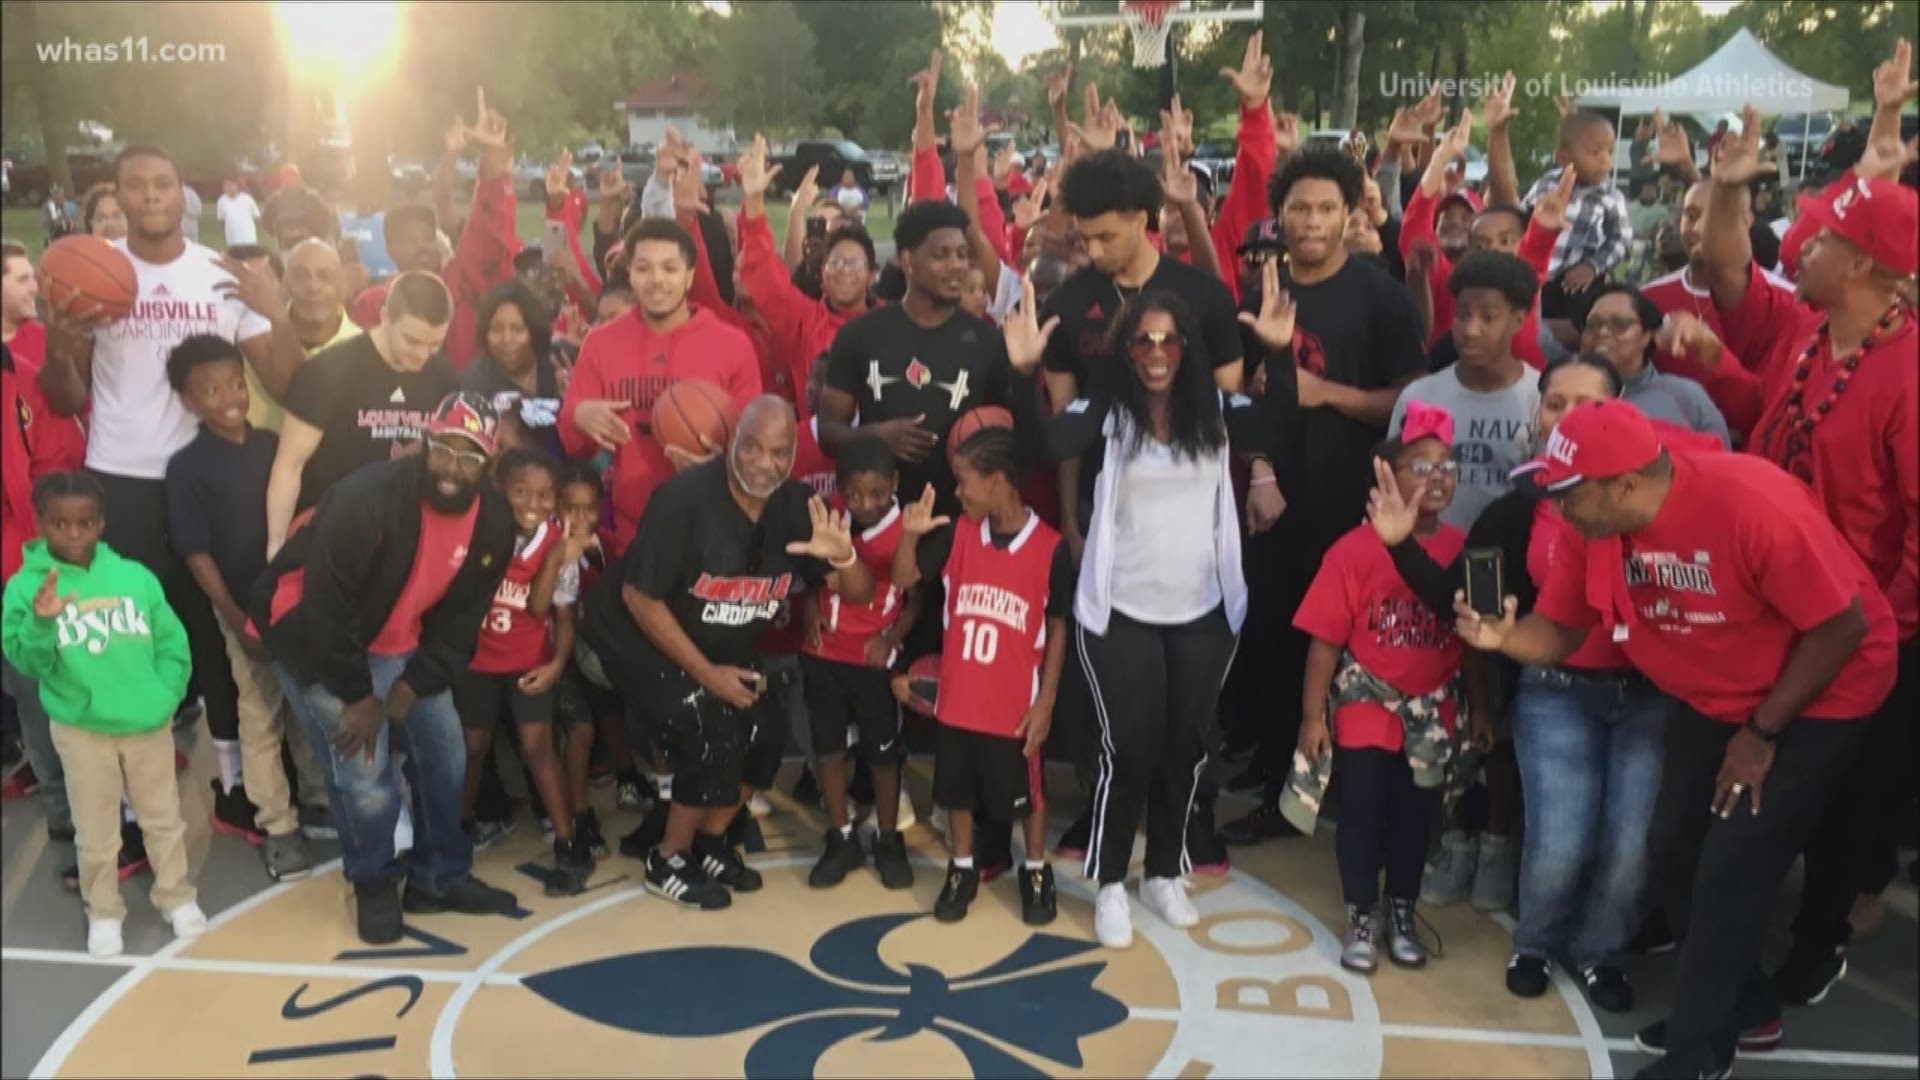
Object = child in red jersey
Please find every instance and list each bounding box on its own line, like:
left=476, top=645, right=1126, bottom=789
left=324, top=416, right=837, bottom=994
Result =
left=803, top=435, right=921, bottom=891
left=893, top=427, right=1074, bottom=927
left=1292, top=401, right=1478, bottom=976
left=452, top=450, right=594, bottom=896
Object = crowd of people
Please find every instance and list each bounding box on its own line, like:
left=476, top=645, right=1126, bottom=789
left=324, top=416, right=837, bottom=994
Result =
left=1, top=29, right=1916, bottom=1080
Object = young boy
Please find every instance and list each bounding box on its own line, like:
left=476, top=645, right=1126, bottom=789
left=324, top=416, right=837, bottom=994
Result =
left=162, top=334, right=311, bottom=881
left=1523, top=110, right=1631, bottom=324
left=804, top=435, right=920, bottom=890
left=893, top=428, right=1072, bottom=927
left=452, top=449, right=594, bottom=896
left=2, top=473, right=206, bottom=956
left=554, top=463, right=619, bottom=855
left=1291, top=402, right=1477, bottom=975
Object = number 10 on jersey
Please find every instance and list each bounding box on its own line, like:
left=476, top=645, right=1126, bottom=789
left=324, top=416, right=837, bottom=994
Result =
left=960, top=619, right=999, bottom=664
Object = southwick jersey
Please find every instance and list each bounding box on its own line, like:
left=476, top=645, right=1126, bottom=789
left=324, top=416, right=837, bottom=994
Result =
left=937, top=512, right=1062, bottom=737
left=472, top=519, right=564, bottom=674
left=806, top=501, right=904, bottom=667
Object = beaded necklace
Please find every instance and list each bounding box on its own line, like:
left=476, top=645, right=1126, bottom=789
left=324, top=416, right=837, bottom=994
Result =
left=1766, top=303, right=1906, bottom=481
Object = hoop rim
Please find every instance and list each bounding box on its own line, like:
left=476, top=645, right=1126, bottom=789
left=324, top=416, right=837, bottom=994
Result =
left=1045, top=0, right=1264, bottom=27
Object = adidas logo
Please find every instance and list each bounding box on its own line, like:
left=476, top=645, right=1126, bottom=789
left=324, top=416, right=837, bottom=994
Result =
left=153, top=284, right=172, bottom=298
left=389, top=387, right=406, bottom=403
left=1086, top=302, right=1104, bottom=319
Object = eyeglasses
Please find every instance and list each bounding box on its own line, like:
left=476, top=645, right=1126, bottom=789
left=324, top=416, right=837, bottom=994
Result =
left=1582, top=315, right=1643, bottom=337
left=427, top=440, right=489, bottom=470
left=1127, top=330, right=1186, bottom=355
left=824, top=255, right=869, bottom=272
left=1403, top=460, right=1459, bottom=479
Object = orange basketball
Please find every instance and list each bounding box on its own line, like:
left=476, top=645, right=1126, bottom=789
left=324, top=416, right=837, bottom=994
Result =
left=652, top=379, right=738, bottom=458
left=946, top=405, right=1015, bottom=464
left=37, top=234, right=138, bottom=322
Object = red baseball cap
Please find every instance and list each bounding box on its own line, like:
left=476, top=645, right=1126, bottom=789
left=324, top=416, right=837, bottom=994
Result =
left=1439, top=187, right=1484, bottom=216
left=425, top=391, right=499, bottom=456
left=1796, top=176, right=1919, bottom=277
left=1511, top=399, right=1660, bottom=498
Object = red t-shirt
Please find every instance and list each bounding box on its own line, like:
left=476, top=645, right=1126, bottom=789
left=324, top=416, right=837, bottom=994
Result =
left=805, top=501, right=904, bottom=667
left=1528, top=503, right=1629, bottom=670
left=557, top=305, right=762, bottom=554
left=1294, top=523, right=1466, bottom=752
left=471, top=518, right=563, bottom=674
left=938, top=513, right=1062, bottom=738
left=1537, top=451, right=1898, bottom=723
left=1641, top=264, right=1797, bottom=439
left=791, top=416, right=836, bottom=500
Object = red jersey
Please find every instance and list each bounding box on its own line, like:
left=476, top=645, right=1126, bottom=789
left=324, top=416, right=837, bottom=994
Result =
left=1640, top=264, right=1796, bottom=438
left=937, top=513, right=1062, bottom=737
left=792, top=416, right=836, bottom=500
left=1537, top=451, right=1898, bottom=723
left=806, top=501, right=904, bottom=667
left=472, top=519, right=564, bottom=674
left=558, top=305, right=762, bottom=554
left=1294, top=522, right=1466, bottom=752
left=4, top=322, right=89, bottom=583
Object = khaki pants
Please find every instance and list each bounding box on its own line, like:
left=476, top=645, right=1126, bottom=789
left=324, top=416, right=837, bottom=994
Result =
left=49, top=723, right=196, bottom=920
left=219, top=623, right=299, bottom=836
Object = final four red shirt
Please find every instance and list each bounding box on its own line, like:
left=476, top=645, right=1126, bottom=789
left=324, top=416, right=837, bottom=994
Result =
left=1294, top=522, right=1467, bottom=752
left=558, top=305, right=762, bottom=554
left=1536, top=451, right=1898, bottom=723
left=919, top=513, right=1074, bottom=737
left=805, top=501, right=904, bottom=667
left=472, top=519, right=564, bottom=674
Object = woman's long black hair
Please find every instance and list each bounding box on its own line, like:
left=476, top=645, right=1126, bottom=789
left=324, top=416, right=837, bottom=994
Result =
left=1099, top=290, right=1226, bottom=461
left=476, top=279, right=555, bottom=376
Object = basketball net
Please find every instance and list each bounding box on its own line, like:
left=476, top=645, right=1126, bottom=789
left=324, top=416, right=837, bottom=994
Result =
left=1122, top=0, right=1178, bottom=68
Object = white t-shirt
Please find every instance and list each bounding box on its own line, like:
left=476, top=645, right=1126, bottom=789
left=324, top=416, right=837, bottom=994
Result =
left=1109, top=438, right=1224, bottom=625
left=88, top=239, right=272, bottom=479
left=216, top=192, right=260, bottom=246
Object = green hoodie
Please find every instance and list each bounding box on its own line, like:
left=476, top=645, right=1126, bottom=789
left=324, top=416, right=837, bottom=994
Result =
left=1, top=540, right=190, bottom=735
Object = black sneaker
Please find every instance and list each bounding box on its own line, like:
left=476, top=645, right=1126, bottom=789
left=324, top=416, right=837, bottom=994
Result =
left=575, top=809, right=609, bottom=860
left=1506, top=954, right=1552, bottom=998
left=870, top=829, right=914, bottom=890
left=934, top=863, right=980, bottom=922
left=544, top=839, right=592, bottom=897
left=1630, top=1047, right=1734, bottom=1080
left=619, top=801, right=670, bottom=860
left=403, top=874, right=518, bottom=915
left=1635, top=1018, right=1780, bottom=1056
left=1187, top=800, right=1231, bottom=876
left=355, top=879, right=403, bottom=945
left=210, top=780, right=265, bottom=845
left=810, top=827, right=865, bottom=888
left=1052, top=808, right=1093, bottom=861
left=1019, top=864, right=1058, bottom=926
left=1581, top=965, right=1634, bottom=1013
left=646, top=848, right=731, bottom=910
left=791, top=766, right=823, bottom=808
left=1773, top=944, right=1847, bottom=1006
left=117, top=821, right=149, bottom=881
left=1220, top=801, right=1302, bottom=846
left=695, top=834, right=763, bottom=892
left=1628, top=908, right=1679, bottom=955
left=464, top=817, right=513, bottom=851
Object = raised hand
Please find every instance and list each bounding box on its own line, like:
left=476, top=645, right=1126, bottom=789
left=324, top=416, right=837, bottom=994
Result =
left=544, top=148, right=574, bottom=199
left=1067, top=83, right=1121, bottom=152
left=444, top=118, right=469, bottom=158
left=1655, top=312, right=1726, bottom=374
left=1482, top=71, right=1517, bottom=133
left=1013, top=177, right=1049, bottom=228
left=1365, top=455, right=1422, bottom=546
left=212, top=252, right=286, bottom=319
left=1160, top=92, right=1196, bottom=156
left=1652, top=110, right=1693, bottom=166
left=785, top=495, right=857, bottom=566
left=1236, top=260, right=1296, bottom=350
left=992, top=142, right=1018, bottom=184
left=1873, top=37, right=1918, bottom=110
left=598, top=157, right=629, bottom=202
left=31, top=568, right=71, bottom=620
left=792, top=164, right=822, bottom=211
left=1003, top=274, right=1061, bottom=372
left=738, top=133, right=783, bottom=199
left=901, top=483, right=951, bottom=538
left=1436, top=107, right=1473, bottom=163
left=467, top=87, right=511, bottom=178
left=1408, top=83, right=1447, bottom=131
left=1385, top=107, right=1423, bottom=148
left=1532, top=167, right=1579, bottom=234
left=1857, top=132, right=1920, bottom=181
left=1220, top=30, right=1272, bottom=105
left=1046, top=60, right=1073, bottom=112
left=673, top=143, right=709, bottom=214
left=1710, top=103, right=1766, bottom=184
left=911, top=48, right=944, bottom=120
left=948, top=83, right=986, bottom=156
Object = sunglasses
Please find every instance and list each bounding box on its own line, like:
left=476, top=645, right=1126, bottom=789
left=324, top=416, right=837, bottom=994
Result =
left=1128, top=330, right=1186, bottom=356
left=427, top=440, right=489, bottom=470
left=1582, top=315, right=1642, bottom=336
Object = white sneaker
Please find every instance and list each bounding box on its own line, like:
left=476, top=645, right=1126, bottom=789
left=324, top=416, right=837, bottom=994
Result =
left=747, top=791, right=774, bottom=817
left=88, top=917, right=125, bottom=957
left=894, top=790, right=917, bottom=832
left=166, top=901, right=208, bottom=939
left=1095, top=883, right=1133, bottom=948
left=1141, top=876, right=1199, bottom=929
left=393, top=801, right=415, bottom=855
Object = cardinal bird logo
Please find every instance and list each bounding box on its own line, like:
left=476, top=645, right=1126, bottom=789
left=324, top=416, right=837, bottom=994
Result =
left=905, top=359, right=933, bottom=389
left=521, top=913, right=1129, bottom=1078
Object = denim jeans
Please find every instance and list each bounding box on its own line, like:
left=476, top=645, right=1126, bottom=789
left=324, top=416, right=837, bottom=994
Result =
left=3, top=655, right=72, bottom=837
left=275, top=654, right=471, bottom=891
left=1512, top=665, right=1670, bottom=970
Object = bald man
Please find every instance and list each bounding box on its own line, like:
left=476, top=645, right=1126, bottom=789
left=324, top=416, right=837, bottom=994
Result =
left=581, top=395, right=873, bottom=910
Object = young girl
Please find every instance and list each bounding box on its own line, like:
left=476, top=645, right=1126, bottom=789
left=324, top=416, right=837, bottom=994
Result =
left=894, top=427, right=1073, bottom=927
left=554, top=464, right=617, bottom=858
left=1, top=473, right=204, bottom=957
left=1291, top=401, right=1481, bottom=975
left=453, top=450, right=594, bottom=896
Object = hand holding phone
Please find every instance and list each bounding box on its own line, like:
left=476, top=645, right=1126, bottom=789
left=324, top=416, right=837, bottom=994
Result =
left=1464, top=547, right=1506, bottom=618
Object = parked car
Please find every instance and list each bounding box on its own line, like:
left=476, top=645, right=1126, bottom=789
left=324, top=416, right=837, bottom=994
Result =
left=768, top=139, right=875, bottom=197
left=1191, top=140, right=1238, bottom=190
left=868, top=150, right=906, bottom=195
left=4, top=151, right=114, bottom=207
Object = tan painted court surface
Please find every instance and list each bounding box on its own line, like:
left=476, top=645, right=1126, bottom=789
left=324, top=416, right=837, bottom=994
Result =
left=3, top=752, right=1916, bottom=1078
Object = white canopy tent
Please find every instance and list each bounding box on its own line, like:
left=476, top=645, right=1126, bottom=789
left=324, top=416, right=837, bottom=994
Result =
left=1575, top=28, right=1850, bottom=116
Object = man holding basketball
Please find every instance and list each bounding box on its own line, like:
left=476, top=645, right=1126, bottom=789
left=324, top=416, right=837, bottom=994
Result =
left=560, top=218, right=761, bottom=554
left=581, top=396, right=872, bottom=910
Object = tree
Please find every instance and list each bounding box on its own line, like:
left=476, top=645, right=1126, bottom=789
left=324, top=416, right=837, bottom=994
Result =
left=706, top=1, right=824, bottom=139
left=1332, top=6, right=1368, bottom=129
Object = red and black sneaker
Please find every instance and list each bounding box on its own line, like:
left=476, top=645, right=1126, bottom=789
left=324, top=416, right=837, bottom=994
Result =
left=211, top=780, right=266, bottom=846
left=2, top=762, right=38, bottom=801
left=117, top=821, right=150, bottom=881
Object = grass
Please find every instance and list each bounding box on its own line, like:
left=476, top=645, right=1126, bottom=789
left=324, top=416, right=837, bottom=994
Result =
left=5, top=190, right=898, bottom=263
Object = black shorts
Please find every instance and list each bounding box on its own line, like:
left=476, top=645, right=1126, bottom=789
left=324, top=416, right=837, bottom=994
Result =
left=801, top=655, right=904, bottom=764
left=553, top=668, right=611, bottom=731
left=632, top=664, right=784, bottom=809
left=453, top=669, right=555, bottom=731
left=934, top=724, right=1038, bottom=820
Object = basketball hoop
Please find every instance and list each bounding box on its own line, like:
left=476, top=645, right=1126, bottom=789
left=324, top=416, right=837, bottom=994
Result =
left=1122, top=0, right=1179, bottom=68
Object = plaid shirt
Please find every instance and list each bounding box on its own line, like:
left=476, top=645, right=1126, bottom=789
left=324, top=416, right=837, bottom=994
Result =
left=1523, top=166, right=1633, bottom=278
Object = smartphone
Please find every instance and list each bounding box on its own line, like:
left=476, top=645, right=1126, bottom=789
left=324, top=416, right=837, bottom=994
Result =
left=542, top=219, right=568, bottom=256
left=806, top=215, right=827, bottom=240
left=1464, top=547, right=1506, bottom=618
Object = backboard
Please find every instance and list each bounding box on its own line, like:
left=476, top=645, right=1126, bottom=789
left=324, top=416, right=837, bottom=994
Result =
left=1042, top=0, right=1265, bottom=28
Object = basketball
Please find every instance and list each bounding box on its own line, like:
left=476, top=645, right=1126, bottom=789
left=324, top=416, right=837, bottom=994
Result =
left=903, top=653, right=940, bottom=716
left=37, top=234, right=138, bottom=322
left=946, top=405, right=1015, bottom=464
left=652, top=379, right=737, bottom=458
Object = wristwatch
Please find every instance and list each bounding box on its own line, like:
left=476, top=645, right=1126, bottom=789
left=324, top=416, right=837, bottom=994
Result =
left=1742, top=717, right=1779, bottom=743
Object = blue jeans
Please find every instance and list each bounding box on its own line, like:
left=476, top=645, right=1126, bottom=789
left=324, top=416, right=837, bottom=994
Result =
left=1512, top=665, right=1670, bottom=970
left=275, top=655, right=471, bottom=891
left=3, top=655, right=71, bottom=837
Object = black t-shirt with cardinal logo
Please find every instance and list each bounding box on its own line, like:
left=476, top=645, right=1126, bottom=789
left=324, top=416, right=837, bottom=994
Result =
left=584, top=459, right=831, bottom=673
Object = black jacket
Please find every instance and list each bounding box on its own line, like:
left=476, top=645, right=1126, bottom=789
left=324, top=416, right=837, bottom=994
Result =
left=251, top=456, right=515, bottom=704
